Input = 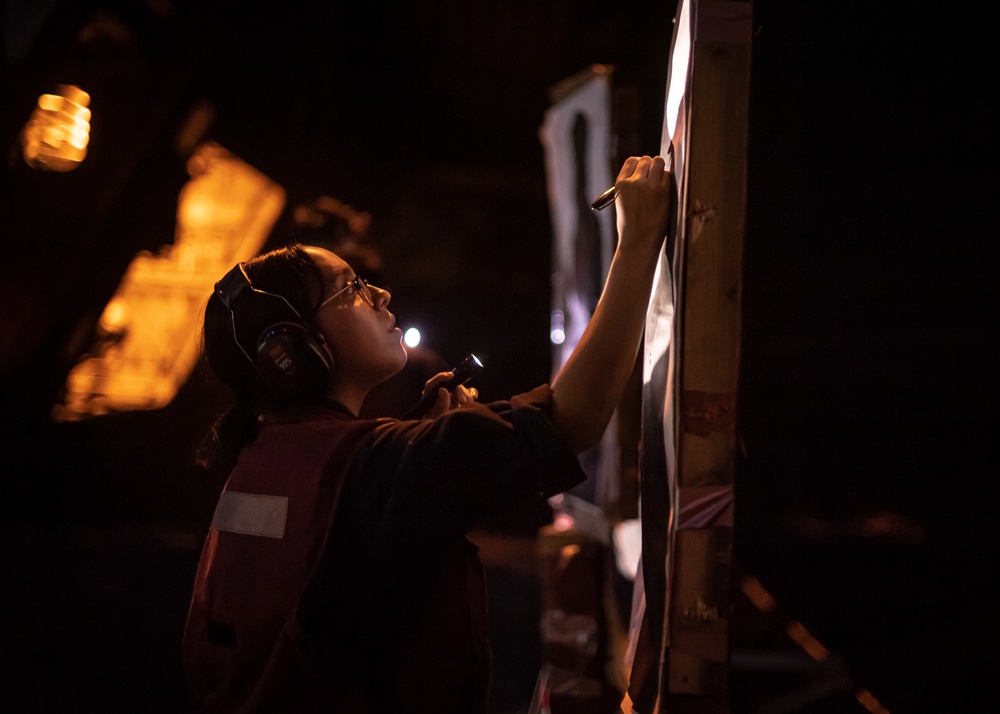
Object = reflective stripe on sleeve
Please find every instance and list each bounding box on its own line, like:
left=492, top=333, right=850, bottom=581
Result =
left=210, top=491, right=288, bottom=538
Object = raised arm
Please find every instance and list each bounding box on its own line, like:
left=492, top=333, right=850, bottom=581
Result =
left=550, top=155, right=672, bottom=452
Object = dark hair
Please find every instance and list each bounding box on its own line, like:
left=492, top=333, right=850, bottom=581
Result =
left=196, top=243, right=325, bottom=470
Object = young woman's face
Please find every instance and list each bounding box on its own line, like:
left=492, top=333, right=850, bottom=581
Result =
left=305, top=247, right=406, bottom=389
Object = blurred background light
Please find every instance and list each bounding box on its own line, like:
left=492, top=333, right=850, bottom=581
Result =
left=21, top=84, right=91, bottom=171
left=403, top=327, right=421, bottom=348
left=54, top=142, right=286, bottom=420
left=549, top=309, right=565, bottom=344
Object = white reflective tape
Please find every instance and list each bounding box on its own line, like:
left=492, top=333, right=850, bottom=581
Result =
left=211, top=491, right=288, bottom=538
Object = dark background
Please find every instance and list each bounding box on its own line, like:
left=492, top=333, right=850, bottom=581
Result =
left=1, top=0, right=996, bottom=712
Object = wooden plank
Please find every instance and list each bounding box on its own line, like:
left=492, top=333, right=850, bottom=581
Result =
left=663, top=1, right=752, bottom=709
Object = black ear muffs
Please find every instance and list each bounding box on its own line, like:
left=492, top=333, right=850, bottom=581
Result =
left=215, top=263, right=334, bottom=398
left=254, top=321, right=334, bottom=398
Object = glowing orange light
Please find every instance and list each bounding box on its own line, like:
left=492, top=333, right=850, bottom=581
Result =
left=856, top=688, right=891, bottom=713
left=739, top=575, right=777, bottom=613
left=560, top=544, right=581, bottom=559
left=785, top=620, right=830, bottom=662
left=22, top=85, right=91, bottom=171
left=55, top=142, right=286, bottom=420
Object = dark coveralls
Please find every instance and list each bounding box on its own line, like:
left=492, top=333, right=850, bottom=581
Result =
left=183, top=385, right=584, bottom=713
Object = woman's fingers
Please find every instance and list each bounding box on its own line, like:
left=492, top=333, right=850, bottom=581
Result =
left=619, top=155, right=665, bottom=183
left=420, top=378, right=478, bottom=418
left=455, top=385, right=478, bottom=406
left=422, top=387, right=451, bottom=419
left=617, top=156, right=641, bottom=182
left=614, top=155, right=673, bottom=250
left=421, top=371, right=454, bottom=399
left=650, top=155, right=667, bottom=180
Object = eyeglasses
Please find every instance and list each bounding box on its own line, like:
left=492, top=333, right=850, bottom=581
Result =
left=318, top=275, right=375, bottom=310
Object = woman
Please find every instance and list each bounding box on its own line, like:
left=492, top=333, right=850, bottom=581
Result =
left=182, top=155, right=671, bottom=713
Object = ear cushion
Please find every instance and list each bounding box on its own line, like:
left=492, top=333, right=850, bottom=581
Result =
left=254, top=321, right=334, bottom=397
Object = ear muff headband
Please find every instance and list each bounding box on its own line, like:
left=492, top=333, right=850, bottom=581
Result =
left=215, top=263, right=334, bottom=397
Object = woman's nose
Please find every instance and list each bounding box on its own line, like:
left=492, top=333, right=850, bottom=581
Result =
left=371, top=284, right=391, bottom=309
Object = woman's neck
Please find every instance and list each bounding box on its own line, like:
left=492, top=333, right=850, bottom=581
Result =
left=324, top=383, right=368, bottom=418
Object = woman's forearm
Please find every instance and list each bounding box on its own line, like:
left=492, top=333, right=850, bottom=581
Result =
left=551, top=155, right=672, bottom=452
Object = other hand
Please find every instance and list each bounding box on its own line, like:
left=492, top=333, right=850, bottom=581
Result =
left=614, top=155, right=672, bottom=251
